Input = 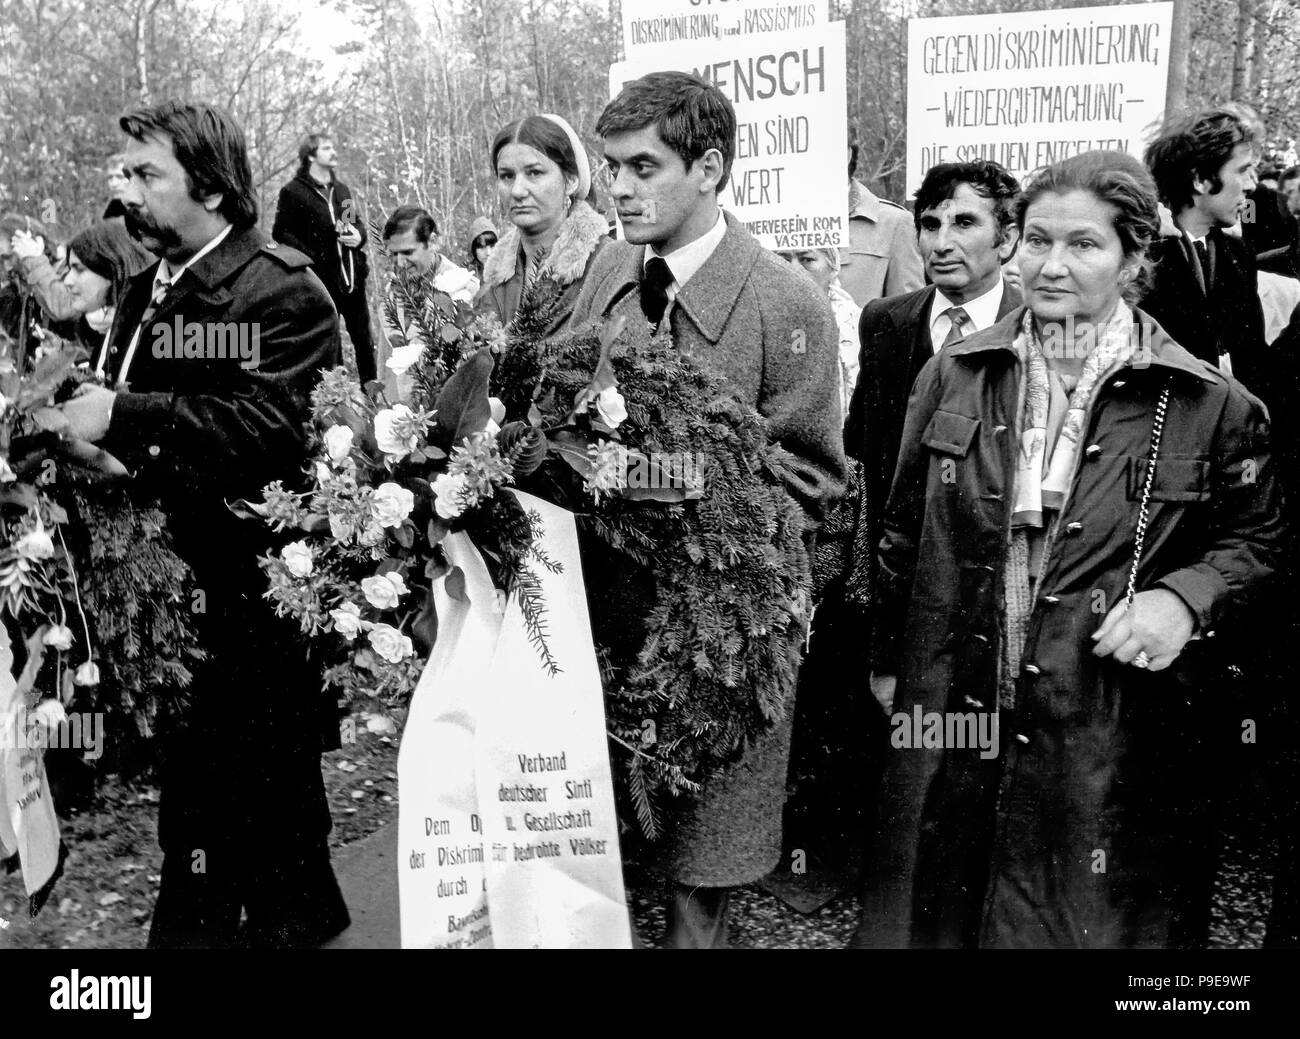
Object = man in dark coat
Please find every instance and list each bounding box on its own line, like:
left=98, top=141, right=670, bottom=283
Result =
left=570, top=71, right=846, bottom=948
left=1142, top=108, right=1268, bottom=396
left=272, top=132, right=376, bottom=384
left=59, top=101, right=348, bottom=949
left=846, top=161, right=1023, bottom=626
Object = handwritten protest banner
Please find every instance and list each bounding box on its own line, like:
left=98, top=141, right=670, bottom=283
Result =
left=610, top=19, right=849, bottom=250
left=621, top=0, right=828, bottom=54
left=906, top=2, right=1173, bottom=195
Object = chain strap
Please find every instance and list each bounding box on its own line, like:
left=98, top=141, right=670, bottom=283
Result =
left=1126, top=382, right=1172, bottom=608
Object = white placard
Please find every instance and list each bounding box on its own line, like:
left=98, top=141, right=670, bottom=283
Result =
left=610, top=20, right=849, bottom=251
left=621, top=0, right=828, bottom=55
left=397, top=493, right=630, bottom=949
left=906, top=3, right=1173, bottom=196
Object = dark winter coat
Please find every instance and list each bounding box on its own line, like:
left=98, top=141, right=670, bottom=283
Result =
left=271, top=168, right=369, bottom=301
left=858, top=305, right=1281, bottom=948
left=100, top=224, right=342, bottom=853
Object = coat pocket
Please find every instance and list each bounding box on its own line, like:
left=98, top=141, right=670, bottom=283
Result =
left=1124, top=456, right=1211, bottom=502
left=921, top=410, right=981, bottom=457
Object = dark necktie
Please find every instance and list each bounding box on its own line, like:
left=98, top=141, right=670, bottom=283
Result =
left=1194, top=238, right=1211, bottom=290
left=940, top=305, right=970, bottom=349
left=641, top=256, right=673, bottom=327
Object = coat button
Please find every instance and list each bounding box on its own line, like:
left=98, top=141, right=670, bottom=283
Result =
left=1043, top=594, right=1061, bottom=605
left=1024, top=663, right=1042, bottom=676
left=964, top=695, right=985, bottom=709
left=148, top=445, right=160, bottom=457
left=1113, top=379, right=1127, bottom=388
left=1085, top=444, right=1101, bottom=459
left=1065, top=521, right=1083, bottom=535
left=1015, top=733, right=1030, bottom=744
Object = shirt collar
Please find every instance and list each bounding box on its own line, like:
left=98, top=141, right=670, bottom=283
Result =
left=157, top=224, right=233, bottom=288
left=643, top=210, right=727, bottom=289
left=930, top=277, right=1005, bottom=334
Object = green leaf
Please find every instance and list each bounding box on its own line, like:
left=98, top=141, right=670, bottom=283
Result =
left=445, top=565, right=467, bottom=602
left=548, top=429, right=597, bottom=481
left=228, top=498, right=270, bottom=520
left=427, top=518, right=448, bottom=547
left=394, top=523, right=415, bottom=549
left=433, top=348, right=494, bottom=447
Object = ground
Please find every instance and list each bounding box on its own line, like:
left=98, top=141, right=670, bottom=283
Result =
left=0, top=725, right=1276, bottom=948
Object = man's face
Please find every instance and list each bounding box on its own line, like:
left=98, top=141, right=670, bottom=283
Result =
left=120, top=131, right=218, bottom=259
left=917, top=183, right=1015, bottom=303
left=1195, top=141, right=1258, bottom=228
left=602, top=125, right=717, bottom=255
left=386, top=229, right=437, bottom=272
left=312, top=138, right=338, bottom=169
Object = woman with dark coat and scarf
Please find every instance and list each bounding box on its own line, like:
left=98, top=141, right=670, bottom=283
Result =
left=478, top=114, right=607, bottom=333
left=855, top=151, right=1282, bottom=949
left=60, top=219, right=152, bottom=362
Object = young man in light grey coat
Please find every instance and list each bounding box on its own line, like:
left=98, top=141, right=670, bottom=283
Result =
left=568, top=70, right=847, bottom=948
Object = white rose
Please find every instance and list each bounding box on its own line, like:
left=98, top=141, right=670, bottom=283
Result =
left=330, top=602, right=363, bottom=641
left=432, top=471, right=470, bottom=519
left=329, top=512, right=355, bottom=541
left=16, top=527, right=55, bottom=561
left=368, top=623, right=414, bottom=663
left=371, top=482, right=415, bottom=528
left=595, top=385, right=628, bottom=428
left=31, top=699, right=67, bottom=728
left=74, top=661, right=101, bottom=686
left=362, top=712, right=397, bottom=735
left=324, top=425, right=355, bottom=463
left=280, top=540, right=314, bottom=578
left=43, top=624, right=75, bottom=651
left=361, top=572, right=408, bottom=610
left=385, top=342, right=425, bottom=377
left=374, top=404, right=418, bottom=461
left=315, top=460, right=332, bottom=484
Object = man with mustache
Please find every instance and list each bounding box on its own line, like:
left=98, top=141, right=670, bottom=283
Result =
left=58, top=101, right=349, bottom=949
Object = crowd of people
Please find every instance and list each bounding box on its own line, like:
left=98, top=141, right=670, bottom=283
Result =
left=1, top=73, right=1296, bottom=951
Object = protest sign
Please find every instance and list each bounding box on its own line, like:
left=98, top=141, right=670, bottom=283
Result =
left=621, top=0, right=828, bottom=55
left=610, top=19, right=849, bottom=250
left=906, top=2, right=1173, bottom=195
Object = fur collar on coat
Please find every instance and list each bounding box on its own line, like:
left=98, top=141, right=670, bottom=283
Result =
left=480, top=200, right=607, bottom=290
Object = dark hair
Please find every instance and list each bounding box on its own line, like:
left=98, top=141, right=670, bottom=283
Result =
left=383, top=205, right=438, bottom=243
left=595, top=71, right=736, bottom=192
left=1143, top=106, right=1260, bottom=213
left=490, top=116, right=594, bottom=204
left=298, top=132, right=331, bottom=172
left=848, top=142, right=860, bottom=180
left=1017, top=150, right=1160, bottom=302
left=119, top=101, right=258, bottom=228
left=1279, top=165, right=1300, bottom=189
left=914, top=160, right=1021, bottom=243
left=68, top=219, right=153, bottom=307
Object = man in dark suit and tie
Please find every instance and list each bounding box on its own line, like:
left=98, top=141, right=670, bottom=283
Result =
left=1141, top=107, right=1267, bottom=396
left=844, top=161, right=1022, bottom=699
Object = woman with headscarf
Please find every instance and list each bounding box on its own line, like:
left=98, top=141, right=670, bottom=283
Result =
left=854, top=150, right=1281, bottom=949
left=466, top=216, right=498, bottom=281
left=478, top=114, right=607, bottom=332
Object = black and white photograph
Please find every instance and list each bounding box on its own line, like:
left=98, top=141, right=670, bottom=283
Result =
left=0, top=0, right=1296, bottom=1014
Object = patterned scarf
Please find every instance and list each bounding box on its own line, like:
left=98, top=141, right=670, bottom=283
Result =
left=1001, top=300, right=1140, bottom=708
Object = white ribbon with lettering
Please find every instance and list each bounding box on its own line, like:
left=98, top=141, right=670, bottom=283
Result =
left=0, top=624, right=60, bottom=896
left=397, top=491, right=630, bottom=948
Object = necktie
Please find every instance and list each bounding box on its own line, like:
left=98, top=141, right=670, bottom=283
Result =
left=138, top=270, right=174, bottom=331
left=940, top=305, right=970, bottom=348
left=641, top=256, right=673, bottom=327
left=1193, top=238, right=1211, bottom=289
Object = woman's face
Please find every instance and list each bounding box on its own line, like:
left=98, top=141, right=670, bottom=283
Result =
left=495, top=143, right=575, bottom=237
left=61, top=249, right=111, bottom=313
left=794, top=250, right=836, bottom=293
left=1018, top=189, right=1134, bottom=330
left=474, top=234, right=497, bottom=268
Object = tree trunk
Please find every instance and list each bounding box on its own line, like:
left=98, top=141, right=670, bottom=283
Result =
left=1166, top=0, right=1191, bottom=116
left=1231, top=0, right=1255, bottom=101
